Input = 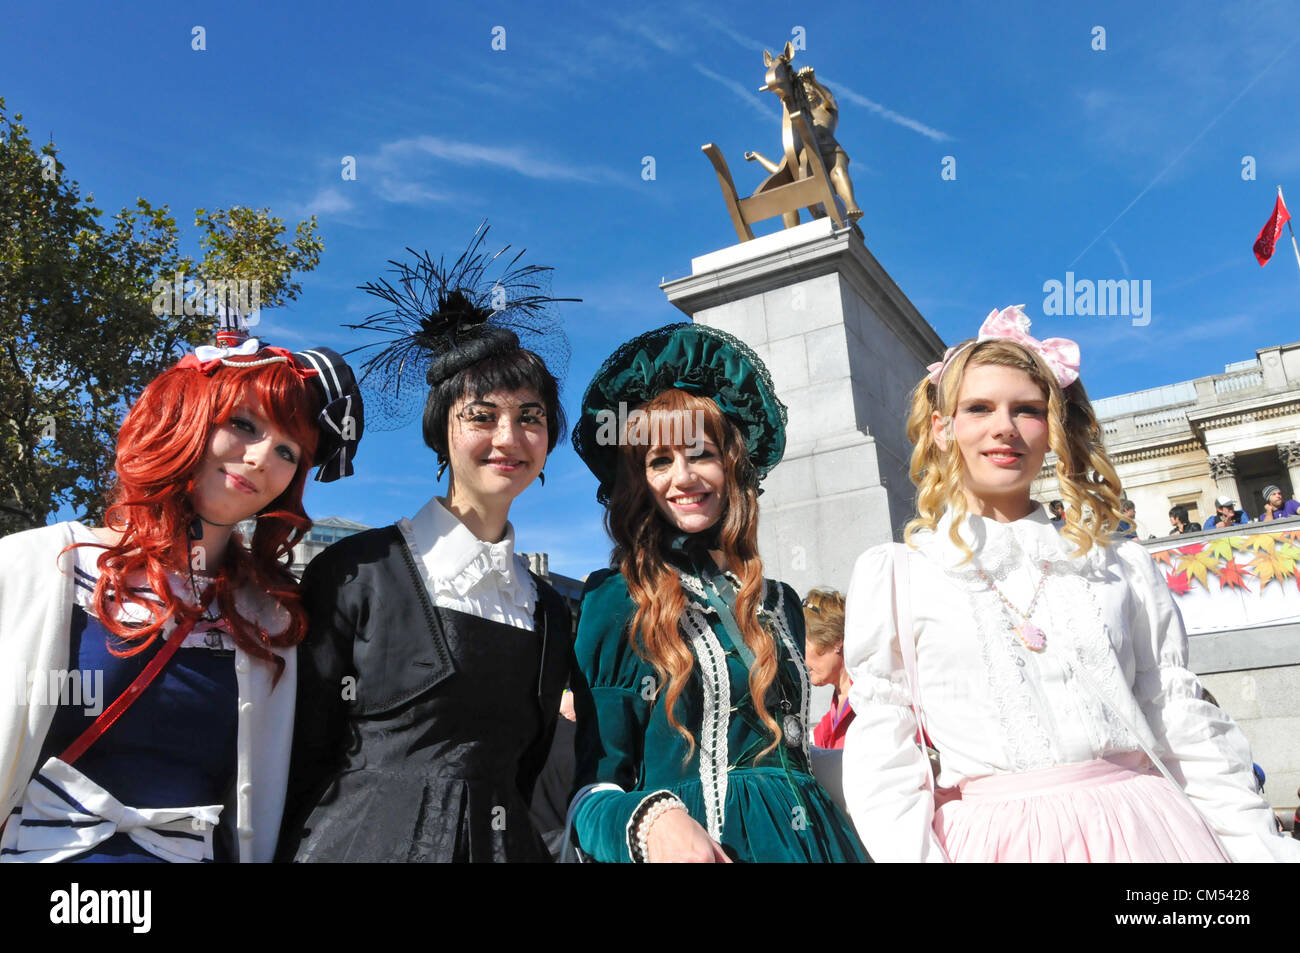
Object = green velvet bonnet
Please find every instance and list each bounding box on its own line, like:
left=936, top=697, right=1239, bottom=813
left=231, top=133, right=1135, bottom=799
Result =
left=573, top=322, right=788, bottom=504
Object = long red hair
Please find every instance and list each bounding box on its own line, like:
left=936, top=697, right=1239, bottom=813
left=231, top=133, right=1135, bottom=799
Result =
left=606, top=389, right=781, bottom=759
left=70, top=355, right=321, bottom=679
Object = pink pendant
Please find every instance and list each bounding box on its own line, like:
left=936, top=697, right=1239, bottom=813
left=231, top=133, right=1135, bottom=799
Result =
left=1015, top=622, right=1046, bottom=651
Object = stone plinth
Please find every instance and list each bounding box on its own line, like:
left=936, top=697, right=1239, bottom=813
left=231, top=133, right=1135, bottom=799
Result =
left=1199, top=659, right=1300, bottom=820
left=661, top=218, right=944, bottom=598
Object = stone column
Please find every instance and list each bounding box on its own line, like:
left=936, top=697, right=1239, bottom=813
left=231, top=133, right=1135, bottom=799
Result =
left=1208, top=453, right=1243, bottom=508
left=1278, top=443, right=1300, bottom=500
left=661, top=218, right=945, bottom=596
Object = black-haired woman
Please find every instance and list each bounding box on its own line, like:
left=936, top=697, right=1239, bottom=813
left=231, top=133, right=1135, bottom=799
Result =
left=278, top=227, right=575, bottom=862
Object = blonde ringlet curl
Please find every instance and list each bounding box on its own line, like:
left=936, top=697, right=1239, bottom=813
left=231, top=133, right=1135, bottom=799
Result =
left=903, top=338, right=1124, bottom=562
left=605, top=389, right=782, bottom=762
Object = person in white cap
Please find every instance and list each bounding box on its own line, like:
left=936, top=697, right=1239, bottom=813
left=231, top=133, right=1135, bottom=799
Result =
left=1204, top=496, right=1248, bottom=529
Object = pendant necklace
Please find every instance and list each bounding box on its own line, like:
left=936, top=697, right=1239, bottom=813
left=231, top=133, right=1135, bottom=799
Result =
left=184, top=564, right=221, bottom=623
left=974, top=561, right=1050, bottom=652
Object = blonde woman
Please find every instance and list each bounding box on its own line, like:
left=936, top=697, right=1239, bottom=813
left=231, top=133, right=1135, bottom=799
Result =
left=803, top=589, right=853, bottom=750
left=841, top=306, right=1299, bottom=863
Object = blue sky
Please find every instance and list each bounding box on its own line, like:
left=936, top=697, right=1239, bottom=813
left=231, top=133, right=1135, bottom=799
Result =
left=6, top=1, right=1300, bottom=578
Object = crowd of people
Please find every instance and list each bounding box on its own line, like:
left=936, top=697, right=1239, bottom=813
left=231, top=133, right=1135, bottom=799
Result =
left=1, top=236, right=1295, bottom=863
left=1070, top=487, right=1300, bottom=541
left=1161, top=487, right=1299, bottom=536
left=1064, top=488, right=1300, bottom=541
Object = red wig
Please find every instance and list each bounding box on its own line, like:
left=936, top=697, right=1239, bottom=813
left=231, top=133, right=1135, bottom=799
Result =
left=71, top=355, right=322, bottom=680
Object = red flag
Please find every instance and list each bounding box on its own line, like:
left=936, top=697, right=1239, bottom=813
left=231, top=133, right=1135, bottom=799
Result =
left=1254, top=190, right=1292, bottom=266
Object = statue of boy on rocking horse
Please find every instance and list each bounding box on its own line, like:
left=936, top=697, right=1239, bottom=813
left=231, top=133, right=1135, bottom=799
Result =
left=702, top=43, right=864, bottom=242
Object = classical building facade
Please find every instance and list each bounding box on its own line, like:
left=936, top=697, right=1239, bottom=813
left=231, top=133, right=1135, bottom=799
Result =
left=1032, top=341, right=1300, bottom=535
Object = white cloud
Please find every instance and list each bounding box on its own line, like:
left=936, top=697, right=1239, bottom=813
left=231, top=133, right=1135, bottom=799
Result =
left=692, top=63, right=778, bottom=123
left=301, top=186, right=355, bottom=217
left=372, top=176, right=453, bottom=206
left=819, top=76, right=953, bottom=143
left=690, top=9, right=777, bottom=54
left=621, top=19, right=676, bottom=53
left=1107, top=239, right=1130, bottom=278
left=375, top=135, right=625, bottom=187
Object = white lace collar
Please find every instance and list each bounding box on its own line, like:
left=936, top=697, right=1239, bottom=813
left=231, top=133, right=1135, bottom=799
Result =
left=912, top=503, right=1096, bottom=588
left=401, top=496, right=532, bottom=605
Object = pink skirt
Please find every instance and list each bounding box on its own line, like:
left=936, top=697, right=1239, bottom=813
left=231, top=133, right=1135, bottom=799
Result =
left=933, top=753, right=1230, bottom=863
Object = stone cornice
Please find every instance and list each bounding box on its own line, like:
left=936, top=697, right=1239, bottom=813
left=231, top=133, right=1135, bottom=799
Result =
left=1036, top=438, right=1204, bottom=480
left=1190, top=399, right=1300, bottom=431
left=1118, top=439, right=1207, bottom=463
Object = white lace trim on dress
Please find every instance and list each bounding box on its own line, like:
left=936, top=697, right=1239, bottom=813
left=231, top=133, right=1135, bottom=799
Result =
left=682, top=604, right=729, bottom=842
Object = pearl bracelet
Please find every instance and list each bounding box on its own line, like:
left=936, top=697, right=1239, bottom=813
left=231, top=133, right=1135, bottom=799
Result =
left=630, top=792, right=687, bottom=863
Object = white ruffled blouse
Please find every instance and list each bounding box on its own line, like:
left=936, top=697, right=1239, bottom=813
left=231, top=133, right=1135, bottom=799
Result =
left=396, top=496, right=537, bottom=630
left=841, top=504, right=1298, bottom=863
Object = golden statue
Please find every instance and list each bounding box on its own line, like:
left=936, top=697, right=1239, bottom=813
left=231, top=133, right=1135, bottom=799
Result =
left=703, top=43, right=863, bottom=242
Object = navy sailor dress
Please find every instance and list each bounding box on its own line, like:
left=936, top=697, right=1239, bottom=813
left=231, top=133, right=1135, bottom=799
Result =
left=1, top=530, right=238, bottom=863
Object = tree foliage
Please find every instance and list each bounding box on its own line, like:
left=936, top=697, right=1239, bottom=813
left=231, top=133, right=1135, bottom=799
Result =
left=0, top=98, right=322, bottom=533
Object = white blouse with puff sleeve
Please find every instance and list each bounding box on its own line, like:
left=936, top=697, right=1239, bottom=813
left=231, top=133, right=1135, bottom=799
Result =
left=841, top=504, right=1298, bottom=863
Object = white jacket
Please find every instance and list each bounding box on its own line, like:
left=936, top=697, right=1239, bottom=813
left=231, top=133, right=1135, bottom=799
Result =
left=0, top=522, right=296, bottom=862
left=841, top=505, right=1299, bottom=863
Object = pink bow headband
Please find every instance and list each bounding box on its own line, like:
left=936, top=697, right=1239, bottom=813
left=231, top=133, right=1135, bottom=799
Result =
left=926, top=305, right=1080, bottom=390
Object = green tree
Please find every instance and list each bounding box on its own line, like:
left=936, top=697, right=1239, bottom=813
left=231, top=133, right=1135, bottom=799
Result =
left=0, top=98, right=322, bottom=534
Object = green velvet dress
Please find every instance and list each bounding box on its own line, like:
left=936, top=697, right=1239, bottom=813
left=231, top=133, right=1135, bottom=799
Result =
left=570, top=565, right=869, bottom=863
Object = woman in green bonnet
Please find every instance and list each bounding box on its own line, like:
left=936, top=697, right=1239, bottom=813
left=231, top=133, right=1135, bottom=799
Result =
left=567, top=323, right=868, bottom=862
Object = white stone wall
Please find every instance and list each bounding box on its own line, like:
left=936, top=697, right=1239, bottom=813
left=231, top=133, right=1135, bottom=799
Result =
left=1200, top=667, right=1299, bottom=819
left=665, top=222, right=944, bottom=599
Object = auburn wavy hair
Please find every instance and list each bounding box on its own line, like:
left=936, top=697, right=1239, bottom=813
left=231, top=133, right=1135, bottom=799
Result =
left=68, top=355, right=322, bottom=680
left=904, top=338, right=1124, bottom=561
left=605, top=388, right=781, bottom=760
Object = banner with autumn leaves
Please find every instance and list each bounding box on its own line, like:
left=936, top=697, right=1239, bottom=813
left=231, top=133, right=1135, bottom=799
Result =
left=1147, top=528, right=1300, bottom=633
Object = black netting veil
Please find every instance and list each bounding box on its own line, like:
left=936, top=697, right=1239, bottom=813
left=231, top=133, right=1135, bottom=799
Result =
left=345, top=221, right=576, bottom=431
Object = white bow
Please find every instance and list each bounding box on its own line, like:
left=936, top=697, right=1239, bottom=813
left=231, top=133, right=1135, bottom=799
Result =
left=194, top=338, right=262, bottom=362
left=0, top=757, right=222, bottom=863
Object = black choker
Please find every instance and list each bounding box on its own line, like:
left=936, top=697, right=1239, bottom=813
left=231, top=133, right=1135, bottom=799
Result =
left=668, top=525, right=723, bottom=572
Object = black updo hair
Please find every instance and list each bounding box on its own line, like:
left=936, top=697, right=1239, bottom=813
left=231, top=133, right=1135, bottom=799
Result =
left=421, top=341, right=566, bottom=465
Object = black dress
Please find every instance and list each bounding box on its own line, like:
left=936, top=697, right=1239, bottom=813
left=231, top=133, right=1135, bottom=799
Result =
left=277, top=526, right=572, bottom=862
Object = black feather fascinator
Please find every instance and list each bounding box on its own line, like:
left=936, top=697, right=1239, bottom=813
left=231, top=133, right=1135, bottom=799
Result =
left=346, top=221, right=576, bottom=431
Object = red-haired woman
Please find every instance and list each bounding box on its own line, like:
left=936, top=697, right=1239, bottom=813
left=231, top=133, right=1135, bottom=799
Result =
left=567, top=323, right=868, bottom=862
left=0, top=335, right=362, bottom=862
